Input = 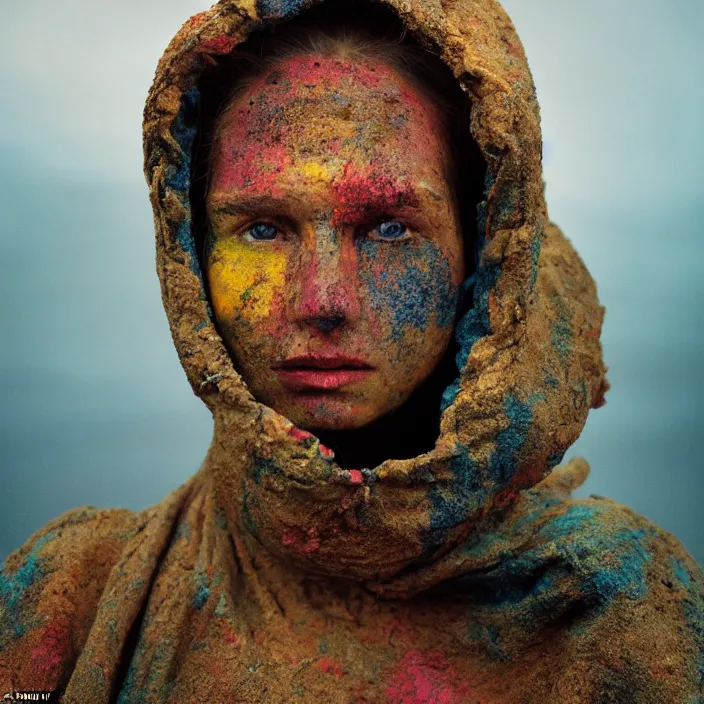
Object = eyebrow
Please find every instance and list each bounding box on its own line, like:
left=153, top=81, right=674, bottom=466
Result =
left=208, top=182, right=440, bottom=225
left=332, top=180, right=421, bottom=218
left=208, top=193, right=302, bottom=218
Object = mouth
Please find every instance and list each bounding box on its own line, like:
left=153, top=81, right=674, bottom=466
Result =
left=273, top=355, right=374, bottom=391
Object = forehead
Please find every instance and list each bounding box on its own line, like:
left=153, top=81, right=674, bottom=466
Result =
left=210, top=53, right=448, bottom=194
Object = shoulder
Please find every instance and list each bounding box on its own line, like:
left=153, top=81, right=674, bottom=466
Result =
left=523, top=489, right=704, bottom=692
left=546, top=496, right=704, bottom=700
left=1, top=504, right=142, bottom=589
left=0, top=505, right=143, bottom=690
left=521, top=484, right=704, bottom=608
left=525, top=462, right=703, bottom=599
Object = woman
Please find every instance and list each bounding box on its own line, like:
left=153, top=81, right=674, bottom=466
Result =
left=1, top=0, right=702, bottom=701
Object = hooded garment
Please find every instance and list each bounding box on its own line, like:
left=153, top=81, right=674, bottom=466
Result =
left=1, top=0, right=703, bottom=701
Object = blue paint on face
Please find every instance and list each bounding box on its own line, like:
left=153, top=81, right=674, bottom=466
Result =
left=358, top=238, right=459, bottom=344
left=0, top=531, right=55, bottom=642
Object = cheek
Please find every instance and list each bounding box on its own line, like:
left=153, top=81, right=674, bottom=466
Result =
left=358, top=239, right=459, bottom=351
left=207, top=240, right=287, bottom=331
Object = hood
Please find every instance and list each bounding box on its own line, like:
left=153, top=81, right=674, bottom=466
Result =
left=142, top=0, right=608, bottom=586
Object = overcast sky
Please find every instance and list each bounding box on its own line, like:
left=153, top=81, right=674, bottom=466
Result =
left=1, top=0, right=702, bottom=563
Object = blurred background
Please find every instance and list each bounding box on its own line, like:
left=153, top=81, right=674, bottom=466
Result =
left=1, top=0, right=701, bottom=563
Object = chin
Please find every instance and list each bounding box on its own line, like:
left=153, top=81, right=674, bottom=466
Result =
left=285, top=397, right=378, bottom=432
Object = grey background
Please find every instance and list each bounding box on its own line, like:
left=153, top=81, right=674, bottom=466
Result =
left=1, top=0, right=701, bottom=563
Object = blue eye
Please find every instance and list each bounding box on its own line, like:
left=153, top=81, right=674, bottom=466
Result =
left=245, top=223, right=279, bottom=241
left=374, top=221, right=408, bottom=241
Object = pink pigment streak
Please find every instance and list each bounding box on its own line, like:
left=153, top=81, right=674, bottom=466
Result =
left=31, top=619, right=72, bottom=679
left=269, top=55, right=387, bottom=91
left=289, top=426, right=315, bottom=442
left=199, top=35, right=238, bottom=55
left=282, top=527, right=321, bottom=554
left=317, top=656, right=345, bottom=679
left=349, top=469, right=364, bottom=485
left=385, top=650, right=473, bottom=704
left=211, top=135, right=291, bottom=195
left=331, top=164, right=419, bottom=229
left=319, top=443, right=335, bottom=458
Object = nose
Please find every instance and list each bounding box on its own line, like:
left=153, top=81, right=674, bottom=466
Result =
left=291, top=223, right=361, bottom=332
left=306, top=315, right=346, bottom=332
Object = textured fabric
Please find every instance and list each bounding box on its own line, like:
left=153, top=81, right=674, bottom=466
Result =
left=2, top=0, right=702, bottom=701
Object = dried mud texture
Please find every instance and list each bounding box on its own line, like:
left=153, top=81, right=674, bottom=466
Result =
left=1, top=0, right=702, bottom=701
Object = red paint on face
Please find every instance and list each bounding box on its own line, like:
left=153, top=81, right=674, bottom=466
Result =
left=331, top=164, right=421, bottom=229
left=272, top=54, right=385, bottom=90
left=206, top=53, right=465, bottom=431
left=209, top=56, right=445, bottom=200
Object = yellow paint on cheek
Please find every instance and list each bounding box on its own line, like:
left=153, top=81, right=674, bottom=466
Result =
left=208, top=239, right=287, bottom=323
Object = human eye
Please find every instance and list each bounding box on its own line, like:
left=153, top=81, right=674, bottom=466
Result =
left=368, top=220, right=410, bottom=242
left=242, top=223, right=280, bottom=242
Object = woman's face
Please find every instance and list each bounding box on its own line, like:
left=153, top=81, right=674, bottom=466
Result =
left=206, top=54, right=464, bottom=431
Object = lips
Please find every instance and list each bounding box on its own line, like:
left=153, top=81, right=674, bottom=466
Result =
left=273, top=355, right=374, bottom=391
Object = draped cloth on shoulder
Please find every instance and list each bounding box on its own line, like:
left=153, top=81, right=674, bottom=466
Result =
left=1, top=0, right=702, bottom=701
